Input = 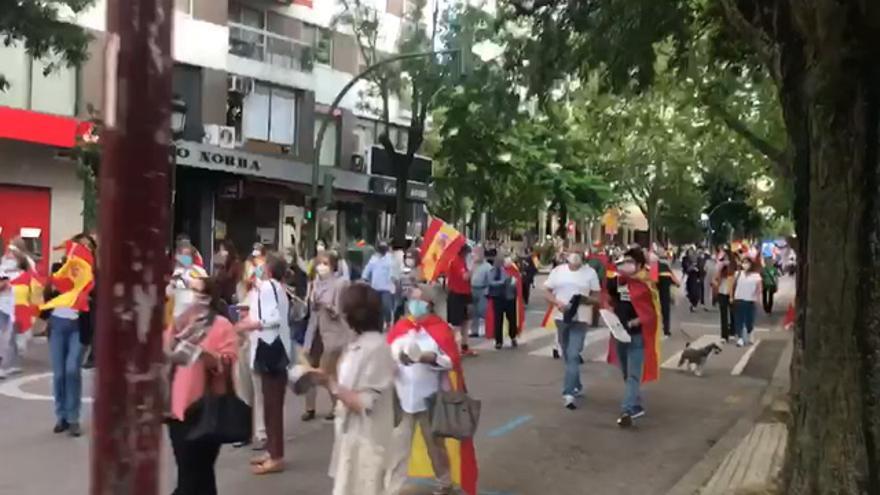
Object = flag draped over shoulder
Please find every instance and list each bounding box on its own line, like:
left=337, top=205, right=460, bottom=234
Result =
left=387, top=315, right=478, bottom=495
left=420, top=218, right=465, bottom=282
left=485, top=265, right=525, bottom=339
left=606, top=271, right=661, bottom=383
left=40, top=241, right=94, bottom=312
left=11, top=270, right=43, bottom=332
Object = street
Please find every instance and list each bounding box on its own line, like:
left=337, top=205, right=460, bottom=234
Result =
left=0, top=273, right=793, bottom=495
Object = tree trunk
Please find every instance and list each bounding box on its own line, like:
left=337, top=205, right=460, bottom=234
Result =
left=778, top=3, right=880, bottom=493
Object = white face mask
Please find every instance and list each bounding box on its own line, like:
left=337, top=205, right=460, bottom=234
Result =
left=503, top=257, right=513, bottom=267
left=742, top=262, right=752, bottom=271
left=316, top=263, right=332, bottom=277
left=618, top=262, right=637, bottom=276
left=251, top=250, right=261, bottom=258
left=405, top=258, right=416, bottom=268
left=316, top=244, right=326, bottom=253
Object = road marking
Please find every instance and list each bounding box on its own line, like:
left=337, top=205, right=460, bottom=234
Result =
left=731, top=340, right=762, bottom=376
left=529, top=328, right=610, bottom=361
left=661, top=335, right=724, bottom=369
left=0, top=372, right=94, bottom=403
left=471, top=326, right=552, bottom=351
left=408, top=477, right=515, bottom=495
left=680, top=322, right=772, bottom=333
left=487, top=415, right=533, bottom=438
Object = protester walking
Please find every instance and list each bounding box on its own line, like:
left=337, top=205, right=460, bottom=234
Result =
left=607, top=247, right=661, bottom=428
left=486, top=254, right=524, bottom=350
left=683, top=248, right=701, bottom=312
left=361, top=242, right=399, bottom=329
left=733, top=257, right=762, bottom=347
left=761, top=257, right=778, bottom=314
left=303, top=252, right=353, bottom=422
left=235, top=254, right=292, bottom=474
left=323, top=283, right=397, bottom=495
left=469, top=246, right=492, bottom=338
left=165, top=276, right=239, bottom=495
left=386, top=285, right=479, bottom=495
left=446, top=244, right=474, bottom=356
left=543, top=250, right=601, bottom=410
left=712, top=249, right=736, bottom=342
left=518, top=250, right=538, bottom=305
left=656, top=249, right=680, bottom=338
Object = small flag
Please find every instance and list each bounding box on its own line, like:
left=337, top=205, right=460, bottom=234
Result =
left=40, top=241, right=94, bottom=312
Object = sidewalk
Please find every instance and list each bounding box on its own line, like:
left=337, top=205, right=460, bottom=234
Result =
left=666, top=332, right=792, bottom=495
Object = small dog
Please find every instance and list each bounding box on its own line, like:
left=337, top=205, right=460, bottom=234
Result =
left=678, top=342, right=723, bottom=377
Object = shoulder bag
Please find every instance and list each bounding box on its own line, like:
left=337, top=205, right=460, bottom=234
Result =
left=427, top=376, right=482, bottom=440
left=184, top=362, right=252, bottom=444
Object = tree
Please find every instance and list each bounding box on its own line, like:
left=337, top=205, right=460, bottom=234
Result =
left=0, top=0, right=94, bottom=90
left=335, top=0, right=459, bottom=246
left=504, top=1, right=880, bottom=492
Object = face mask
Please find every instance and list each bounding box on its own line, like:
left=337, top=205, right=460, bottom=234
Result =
left=177, top=254, right=193, bottom=267
left=503, top=257, right=513, bottom=267
left=407, top=299, right=430, bottom=318
left=742, top=262, right=752, bottom=270
left=254, top=265, right=265, bottom=279
left=405, top=258, right=416, bottom=268
left=316, top=263, right=332, bottom=277
left=316, top=244, right=326, bottom=253
left=618, top=262, right=637, bottom=276
left=251, top=250, right=261, bottom=258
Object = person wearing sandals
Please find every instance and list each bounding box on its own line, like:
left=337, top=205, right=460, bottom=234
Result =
left=165, top=277, right=239, bottom=494
left=235, top=254, right=292, bottom=475
left=320, top=283, right=397, bottom=495
left=303, top=252, right=353, bottom=422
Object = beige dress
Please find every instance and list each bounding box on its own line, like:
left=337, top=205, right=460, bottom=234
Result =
left=329, top=332, right=397, bottom=495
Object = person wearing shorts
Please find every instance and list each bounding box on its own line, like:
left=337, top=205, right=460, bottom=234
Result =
left=446, top=245, right=475, bottom=356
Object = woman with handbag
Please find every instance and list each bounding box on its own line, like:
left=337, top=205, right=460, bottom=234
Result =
left=302, top=252, right=353, bottom=422
left=316, top=283, right=397, bottom=495
left=386, top=285, right=479, bottom=495
left=165, top=276, right=239, bottom=495
left=235, top=254, right=292, bottom=475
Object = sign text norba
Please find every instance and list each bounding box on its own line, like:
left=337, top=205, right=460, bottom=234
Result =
left=173, top=145, right=260, bottom=172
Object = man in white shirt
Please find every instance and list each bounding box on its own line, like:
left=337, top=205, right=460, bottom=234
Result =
left=544, top=250, right=601, bottom=409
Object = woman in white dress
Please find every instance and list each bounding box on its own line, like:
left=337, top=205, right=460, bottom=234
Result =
left=318, top=283, right=397, bottom=495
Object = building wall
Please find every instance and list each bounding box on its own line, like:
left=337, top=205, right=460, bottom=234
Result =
left=0, top=141, right=84, bottom=264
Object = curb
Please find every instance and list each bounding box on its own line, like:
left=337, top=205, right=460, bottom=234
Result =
left=664, top=333, right=792, bottom=495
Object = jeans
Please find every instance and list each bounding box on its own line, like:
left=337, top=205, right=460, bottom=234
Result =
left=556, top=320, right=588, bottom=396
left=378, top=290, right=395, bottom=329
left=49, top=315, right=83, bottom=423
left=616, top=333, right=644, bottom=414
left=734, top=300, right=756, bottom=343
left=168, top=419, right=222, bottom=495
left=0, top=314, right=20, bottom=370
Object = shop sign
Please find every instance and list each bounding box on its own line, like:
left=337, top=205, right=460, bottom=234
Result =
left=369, top=177, right=430, bottom=202
left=173, top=145, right=260, bottom=172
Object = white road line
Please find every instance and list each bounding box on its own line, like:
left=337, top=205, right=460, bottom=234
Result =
left=0, top=371, right=95, bottom=403
left=471, top=326, right=553, bottom=351
left=662, top=334, right=724, bottom=369
left=731, top=340, right=762, bottom=376
left=528, top=328, right=611, bottom=360
left=680, top=322, right=772, bottom=333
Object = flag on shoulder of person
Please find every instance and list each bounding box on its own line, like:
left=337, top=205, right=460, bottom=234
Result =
left=420, top=217, right=465, bottom=282
left=40, top=240, right=95, bottom=312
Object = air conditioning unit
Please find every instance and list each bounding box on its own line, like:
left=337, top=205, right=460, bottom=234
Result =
left=227, top=75, right=254, bottom=95
left=203, top=125, right=237, bottom=148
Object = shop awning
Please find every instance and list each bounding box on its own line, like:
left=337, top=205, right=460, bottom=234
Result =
left=0, top=106, right=91, bottom=148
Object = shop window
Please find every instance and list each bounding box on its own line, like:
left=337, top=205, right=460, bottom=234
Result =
left=0, top=42, right=76, bottom=117
left=242, top=83, right=297, bottom=145
left=302, top=23, right=333, bottom=65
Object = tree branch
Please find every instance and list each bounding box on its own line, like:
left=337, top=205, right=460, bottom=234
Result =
left=704, top=97, right=789, bottom=171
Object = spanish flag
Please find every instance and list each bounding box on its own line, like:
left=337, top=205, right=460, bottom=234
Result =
left=606, top=270, right=661, bottom=383
left=387, top=315, right=478, bottom=495
left=485, top=264, right=525, bottom=340
left=11, top=270, right=43, bottom=332
left=40, top=241, right=95, bottom=312
left=420, top=218, right=466, bottom=282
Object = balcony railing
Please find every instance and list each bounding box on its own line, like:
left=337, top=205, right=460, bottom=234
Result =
left=229, top=22, right=315, bottom=72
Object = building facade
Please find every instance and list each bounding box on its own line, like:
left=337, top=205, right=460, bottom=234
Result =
left=0, top=0, right=432, bottom=273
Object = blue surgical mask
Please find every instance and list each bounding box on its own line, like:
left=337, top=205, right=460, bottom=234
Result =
left=407, top=299, right=430, bottom=318
left=177, top=254, right=193, bottom=267
left=254, top=265, right=265, bottom=279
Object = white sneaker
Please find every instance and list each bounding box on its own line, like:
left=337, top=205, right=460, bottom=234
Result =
left=736, top=338, right=744, bottom=347
left=563, top=395, right=577, bottom=410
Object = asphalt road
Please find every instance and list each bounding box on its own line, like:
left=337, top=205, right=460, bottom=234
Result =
left=0, top=271, right=793, bottom=495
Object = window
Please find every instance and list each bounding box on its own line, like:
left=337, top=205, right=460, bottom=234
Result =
left=302, top=24, right=333, bottom=65
left=314, top=116, right=339, bottom=167
left=0, top=43, right=76, bottom=116
left=241, top=83, right=297, bottom=145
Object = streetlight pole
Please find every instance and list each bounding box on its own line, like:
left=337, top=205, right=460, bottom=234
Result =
left=306, top=48, right=462, bottom=257
left=92, top=0, right=173, bottom=493
left=704, top=199, right=748, bottom=245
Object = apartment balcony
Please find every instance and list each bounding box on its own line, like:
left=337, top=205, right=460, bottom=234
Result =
left=228, top=22, right=314, bottom=73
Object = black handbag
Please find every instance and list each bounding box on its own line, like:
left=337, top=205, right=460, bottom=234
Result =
left=253, top=281, right=290, bottom=375
left=184, top=365, right=252, bottom=444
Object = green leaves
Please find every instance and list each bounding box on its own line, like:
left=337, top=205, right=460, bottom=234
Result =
left=0, top=0, right=94, bottom=91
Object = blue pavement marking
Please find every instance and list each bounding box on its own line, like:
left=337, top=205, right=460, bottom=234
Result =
left=486, top=414, right=533, bottom=438
left=408, top=478, right=515, bottom=495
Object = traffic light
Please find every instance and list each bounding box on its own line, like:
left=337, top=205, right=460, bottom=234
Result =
left=304, top=208, right=314, bottom=221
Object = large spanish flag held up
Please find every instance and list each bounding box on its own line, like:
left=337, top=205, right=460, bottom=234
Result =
left=387, top=315, right=479, bottom=495
left=606, top=270, right=662, bottom=383
left=420, top=218, right=466, bottom=282
left=40, top=241, right=95, bottom=312
left=485, top=264, right=525, bottom=340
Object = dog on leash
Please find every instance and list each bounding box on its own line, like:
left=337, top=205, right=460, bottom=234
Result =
left=678, top=342, right=723, bottom=377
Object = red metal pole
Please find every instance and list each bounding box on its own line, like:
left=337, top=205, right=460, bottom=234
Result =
left=91, top=0, right=173, bottom=494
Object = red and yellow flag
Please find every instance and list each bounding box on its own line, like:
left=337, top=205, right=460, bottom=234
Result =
left=40, top=241, right=95, bottom=312
left=387, top=315, right=479, bottom=495
left=11, top=270, right=43, bottom=332
left=485, top=264, right=525, bottom=339
left=420, top=218, right=466, bottom=282
left=606, top=270, right=661, bottom=383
